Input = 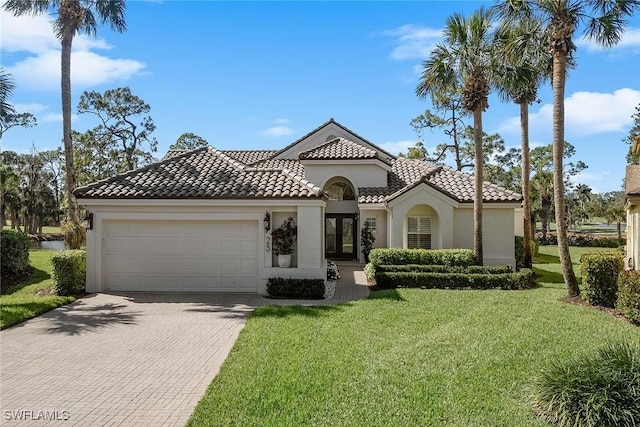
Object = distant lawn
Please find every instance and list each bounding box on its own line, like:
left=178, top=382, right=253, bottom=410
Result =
left=0, top=250, right=75, bottom=329
left=2, top=225, right=62, bottom=234
left=188, top=247, right=637, bottom=426
left=534, top=245, right=619, bottom=284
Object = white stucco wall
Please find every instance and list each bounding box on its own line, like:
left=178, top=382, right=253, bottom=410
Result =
left=514, top=207, right=524, bottom=237
left=78, top=199, right=326, bottom=294
left=357, top=208, right=387, bottom=262
left=304, top=162, right=389, bottom=189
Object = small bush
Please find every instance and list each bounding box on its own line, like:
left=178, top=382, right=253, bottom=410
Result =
left=267, top=278, right=324, bottom=299
left=51, top=250, right=86, bottom=296
left=327, top=261, right=340, bottom=282
left=516, top=236, right=540, bottom=269
left=364, top=263, right=376, bottom=280
left=580, top=252, right=624, bottom=307
left=0, top=229, right=30, bottom=277
left=530, top=341, right=640, bottom=427
left=377, top=264, right=512, bottom=274
left=617, top=271, right=640, bottom=324
left=374, top=269, right=535, bottom=290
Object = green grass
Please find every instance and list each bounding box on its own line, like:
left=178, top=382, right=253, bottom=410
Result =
left=188, top=247, right=638, bottom=427
left=2, top=225, right=62, bottom=234
left=0, top=250, right=75, bottom=329
left=534, top=245, right=618, bottom=284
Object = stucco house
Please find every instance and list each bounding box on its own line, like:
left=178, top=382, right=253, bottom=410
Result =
left=626, top=164, right=640, bottom=271
left=75, top=119, right=522, bottom=294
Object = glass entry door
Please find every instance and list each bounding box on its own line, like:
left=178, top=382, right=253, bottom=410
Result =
left=325, top=214, right=357, bottom=259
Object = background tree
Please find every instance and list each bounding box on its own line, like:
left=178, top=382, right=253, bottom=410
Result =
left=73, top=129, right=120, bottom=186
left=169, top=132, right=208, bottom=151
left=398, top=141, right=428, bottom=160
left=77, top=87, right=157, bottom=171
left=3, top=0, right=127, bottom=247
left=410, top=88, right=469, bottom=169
left=416, top=7, right=497, bottom=264
left=625, top=103, right=640, bottom=164
left=602, top=190, right=627, bottom=240
left=495, top=0, right=640, bottom=297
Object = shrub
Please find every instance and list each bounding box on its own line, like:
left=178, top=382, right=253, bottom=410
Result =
left=368, top=248, right=475, bottom=270
left=515, top=236, right=539, bottom=270
left=361, top=225, right=375, bottom=263
left=51, top=250, right=86, bottom=296
left=377, top=264, right=512, bottom=274
left=374, top=269, right=535, bottom=290
left=530, top=341, right=640, bottom=427
left=364, top=263, right=376, bottom=280
left=580, top=252, right=624, bottom=307
left=617, top=271, right=640, bottom=324
left=0, top=229, right=30, bottom=277
left=327, top=261, right=340, bottom=282
left=266, top=278, right=324, bottom=299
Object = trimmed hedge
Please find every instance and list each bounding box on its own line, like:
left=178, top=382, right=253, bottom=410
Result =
left=266, top=278, right=325, bottom=299
left=368, top=248, right=476, bottom=268
left=1, top=229, right=30, bottom=277
left=377, top=264, right=512, bottom=274
left=617, top=271, right=640, bottom=324
left=51, top=250, right=86, bottom=296
left=539, top=234, right=624, bottom=248
left=374, top=269, right=535, bottom=290
left=580, top=251, right=624, bottom=307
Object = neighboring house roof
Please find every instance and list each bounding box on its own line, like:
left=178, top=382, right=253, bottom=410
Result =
left=299, top=137, right=390, bottom=165
left=74, top=147, right=323, bottom=199
left=626, top=164, right=640, bottom=196
left=75, top=122, right=522, bottom=204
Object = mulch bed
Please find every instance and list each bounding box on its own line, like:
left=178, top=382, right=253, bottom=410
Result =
left=1, top=267, right=34, bottom=295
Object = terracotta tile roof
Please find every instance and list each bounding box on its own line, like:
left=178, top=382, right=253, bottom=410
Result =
left=358, top=157, right=522, bottom=204
left=222, top=150, right=277, bottom=165
left=299, top=138, right=390, bottom=165
left=272, top=118, right=396, bottom=160
left=250, top=158, right=305, bottom=176
left=74, top=147, right=323, bottom=199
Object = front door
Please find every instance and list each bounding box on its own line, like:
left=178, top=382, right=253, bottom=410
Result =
left=325, top=214, right=357, bottom=259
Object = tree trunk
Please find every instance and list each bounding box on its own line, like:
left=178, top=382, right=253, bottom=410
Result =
left=617, top=222, right=622, bottom=240
left=552, top=50, right=579, bottom=297
left=473, top=106, right=484, bottom=265
left=61, top=24, right=81, bottom=248
left=520, top=102, right=532, bottom=268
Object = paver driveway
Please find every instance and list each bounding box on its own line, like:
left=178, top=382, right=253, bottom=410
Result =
left=0, top=292, right=262, bottom=426
left=0, top=262, right=369, bottom=426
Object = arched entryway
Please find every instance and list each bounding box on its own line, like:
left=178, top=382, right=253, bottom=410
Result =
left=323, top=177, right=358, bottom=259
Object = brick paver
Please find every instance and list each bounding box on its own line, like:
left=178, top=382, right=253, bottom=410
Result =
left=0, top=262, right=368, bottom=426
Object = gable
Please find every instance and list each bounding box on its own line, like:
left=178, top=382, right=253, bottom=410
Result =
left=273, top=118, right=395, bottom=163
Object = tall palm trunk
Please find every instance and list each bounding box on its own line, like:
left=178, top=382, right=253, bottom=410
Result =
left=61, top=27, right=78, bottom=226
left=520, top=101, right=532, bottom=268
left=473, top=106, right=483, bottom=265
left=552, top=51, right=579, bottom=296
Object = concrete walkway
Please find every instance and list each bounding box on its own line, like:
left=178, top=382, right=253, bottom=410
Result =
left=0, top=262, right=368, bottom=426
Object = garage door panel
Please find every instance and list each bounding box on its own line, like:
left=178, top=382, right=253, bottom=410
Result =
left=104, top=220, right=258, bottom=292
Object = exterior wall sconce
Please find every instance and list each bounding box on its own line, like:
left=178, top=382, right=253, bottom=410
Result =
left=84, top=212, right=94, bottom=231
left=264, top=211, right=271, bottom=232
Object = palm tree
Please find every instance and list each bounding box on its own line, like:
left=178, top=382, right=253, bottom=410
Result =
left=493, top=17, right=552, bottom=269
left=494, top=0, right=639, bottom=297
left=416, top=7, right=496, bottom=265
left=3, top=0, right=126, bottom=247
left=0, top=67, right=17, bottom=129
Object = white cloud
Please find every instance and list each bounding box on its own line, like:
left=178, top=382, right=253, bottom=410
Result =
left=571, top=171, right=614, bottom=194
left=41, top=113, right=78, bottom=123
left=11, top=102, right=77, bottom=123
left=577, top=27, right=640, bottom=53
left=498, top=88, right=640, bottom=137
left=379, top=24, right=442, bottom=61
left=274, top=118, right=291, bottom=125
left=13, top=103, right=48, bottom=115
left=378, top=139, right=420, bottom=156
left=260, top=126, right=294, bottom=138
left=1, top=13, right=145, bottom=91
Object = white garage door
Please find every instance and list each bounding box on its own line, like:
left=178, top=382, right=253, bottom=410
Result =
left=104, top=220, right=259, bottom=292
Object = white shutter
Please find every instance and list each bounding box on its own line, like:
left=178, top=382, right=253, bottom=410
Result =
left=407, top=216, right=431, bottom=250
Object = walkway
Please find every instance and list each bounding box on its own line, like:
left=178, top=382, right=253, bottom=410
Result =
left=0, top=262, right=368, bottom=426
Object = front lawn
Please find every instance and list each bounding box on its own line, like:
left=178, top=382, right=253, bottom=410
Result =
left=188, top=248, right=638, bottom=426
left=0, top=250, right=75, bottom=329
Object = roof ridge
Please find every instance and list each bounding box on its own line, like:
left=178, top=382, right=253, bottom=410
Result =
left=280, top=168, right=324, bottom=197
left=208, top=146, right=246, bottom=171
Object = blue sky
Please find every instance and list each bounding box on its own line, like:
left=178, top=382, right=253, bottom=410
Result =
left=2, top=1, right=639, bottom=193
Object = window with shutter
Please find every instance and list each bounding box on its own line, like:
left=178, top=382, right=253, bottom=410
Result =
left=407, top=216, right=431, bottom=249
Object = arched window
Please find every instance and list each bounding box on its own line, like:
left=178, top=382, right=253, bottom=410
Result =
left=324, top=179, right=355, bottom=201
